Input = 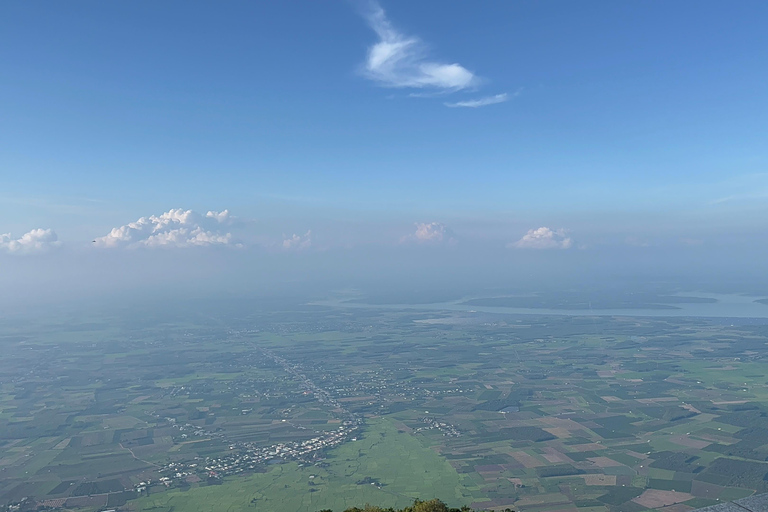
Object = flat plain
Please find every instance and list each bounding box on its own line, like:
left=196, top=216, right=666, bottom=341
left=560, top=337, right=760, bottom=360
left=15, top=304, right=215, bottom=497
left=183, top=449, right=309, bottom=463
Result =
left=3, top=297, right=768, bottom=511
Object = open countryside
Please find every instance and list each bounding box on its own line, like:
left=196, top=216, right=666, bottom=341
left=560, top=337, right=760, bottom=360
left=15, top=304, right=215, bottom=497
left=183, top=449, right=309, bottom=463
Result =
left=4, top=297, right=768, bottom=511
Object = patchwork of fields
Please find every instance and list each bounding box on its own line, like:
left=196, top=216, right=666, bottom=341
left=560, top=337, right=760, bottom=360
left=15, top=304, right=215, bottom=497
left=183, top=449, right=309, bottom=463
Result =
left=133, top=418, right=474, bottom=512
left=2, top=300, right=768, bottom=511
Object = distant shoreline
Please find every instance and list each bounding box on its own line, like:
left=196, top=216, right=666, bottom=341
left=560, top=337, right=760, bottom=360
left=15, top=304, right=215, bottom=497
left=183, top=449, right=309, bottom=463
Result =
left=317, top=292, right=768, bottom=319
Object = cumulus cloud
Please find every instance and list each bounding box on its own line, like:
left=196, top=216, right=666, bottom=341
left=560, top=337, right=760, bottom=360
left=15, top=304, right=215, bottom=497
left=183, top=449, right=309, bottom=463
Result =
left=94, top=209, right=238, bottom=249
left=361, top=2, right=477, bottom=91
left=402, top=222, right=457, bottom=244
left=283, top=230, right=312, bottom=251
left=445, top=93, right=509, bottom=108
left=0, top=228, right=60, bottom=254
left=510, top=227, right=573, bottom=250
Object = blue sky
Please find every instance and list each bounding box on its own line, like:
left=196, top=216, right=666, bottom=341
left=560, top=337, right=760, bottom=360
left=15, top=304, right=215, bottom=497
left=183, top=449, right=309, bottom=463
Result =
left=1, top=1, right=767, bottom=279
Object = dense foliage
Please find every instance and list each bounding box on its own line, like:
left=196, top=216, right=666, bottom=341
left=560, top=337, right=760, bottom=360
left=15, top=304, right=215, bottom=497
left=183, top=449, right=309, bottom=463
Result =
left=318, top=498, right=514, bottom=512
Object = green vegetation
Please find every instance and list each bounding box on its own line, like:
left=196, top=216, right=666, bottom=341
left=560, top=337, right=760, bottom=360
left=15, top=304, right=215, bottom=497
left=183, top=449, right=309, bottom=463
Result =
left=317, top=498, right=508, bottom=512
left=3, top=299, right=768, bottom=511
left=132, top=418, right=476, bottom=512
left=596, top=486, right=644, bottom=506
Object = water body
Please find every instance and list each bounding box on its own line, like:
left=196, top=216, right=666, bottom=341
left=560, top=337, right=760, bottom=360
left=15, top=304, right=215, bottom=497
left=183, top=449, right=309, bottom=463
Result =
left=319, top=293, right=768, bottom=319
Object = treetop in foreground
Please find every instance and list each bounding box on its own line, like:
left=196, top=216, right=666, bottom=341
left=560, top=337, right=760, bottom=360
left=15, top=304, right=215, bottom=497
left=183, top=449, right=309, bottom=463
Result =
left=317, top=498, right=514, bottom=512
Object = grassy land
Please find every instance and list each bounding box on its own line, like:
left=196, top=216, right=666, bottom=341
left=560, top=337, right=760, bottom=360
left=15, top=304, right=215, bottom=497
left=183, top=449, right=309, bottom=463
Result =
left=131, top=418, right=478, bottom=512
left=6, top=306, right=768, bottom=511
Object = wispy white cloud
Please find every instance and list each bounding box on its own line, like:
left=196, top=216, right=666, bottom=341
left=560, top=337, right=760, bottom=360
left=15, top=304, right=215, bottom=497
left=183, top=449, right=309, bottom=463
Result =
left=0, top=228, right=60, bottom=254
left=402, top=222, right=457, bottom=244
left=445, top=93, right=509, bottom=108
left=94, top=209, right=239, bottom=249
left=510, top=227, right=573, bottom=250
left=282, top=230, right=312, bottom=251
left=360, top=2, right=477, bottom=91
left=710, top=195, right=737, bottom=205
left=710, top=192, right=768, bottom=205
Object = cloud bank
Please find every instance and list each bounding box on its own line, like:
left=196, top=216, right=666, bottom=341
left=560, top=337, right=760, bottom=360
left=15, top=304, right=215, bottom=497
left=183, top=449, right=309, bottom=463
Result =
left=361, top=3, right=476, bottom=91
left=94, top=209, right=238, bottom=249
left=511, top=227, right=573, bottom=249
left=445, top=93, right=509, bottom=108
left=402, top=222, right=457, bottom=244
left=283, top=230, right=312, bottom=251
left=0, top=228, right=60, bottom=254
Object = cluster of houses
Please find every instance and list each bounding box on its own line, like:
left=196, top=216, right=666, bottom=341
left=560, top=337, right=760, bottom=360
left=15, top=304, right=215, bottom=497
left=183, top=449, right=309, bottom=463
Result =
left=168, top=419, right=222, bottom=441
left=149, top=349, right=365, bottom=486
left=414, top=417, right=461, bottom=437
left=155, top=421, right=361, bottom=484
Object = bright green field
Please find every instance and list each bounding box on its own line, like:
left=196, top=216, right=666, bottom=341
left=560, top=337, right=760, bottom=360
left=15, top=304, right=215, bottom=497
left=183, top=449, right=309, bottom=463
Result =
left=131, top=418, right=480, bottom=512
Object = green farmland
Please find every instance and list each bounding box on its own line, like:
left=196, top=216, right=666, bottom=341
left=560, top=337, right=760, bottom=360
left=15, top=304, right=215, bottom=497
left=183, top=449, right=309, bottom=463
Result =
left=3, top=298, right=768, bottom=511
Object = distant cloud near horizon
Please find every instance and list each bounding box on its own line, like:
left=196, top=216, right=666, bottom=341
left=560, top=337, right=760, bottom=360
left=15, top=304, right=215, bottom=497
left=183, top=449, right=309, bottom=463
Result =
left=360, top=2, right=478, bottom=93
left=402, top=222, right=457, bottom=244
left=0, top=228, right=60, bottom=254
left=93, top=209, right=239, bottom=249
left=283, top=230, right=312, bottom=250
left=511, top=227, right=573, bottom=249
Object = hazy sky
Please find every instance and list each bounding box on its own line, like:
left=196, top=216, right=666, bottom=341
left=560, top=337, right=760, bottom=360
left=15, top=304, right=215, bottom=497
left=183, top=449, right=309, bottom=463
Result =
left=1, top=1, right=767, bottom=302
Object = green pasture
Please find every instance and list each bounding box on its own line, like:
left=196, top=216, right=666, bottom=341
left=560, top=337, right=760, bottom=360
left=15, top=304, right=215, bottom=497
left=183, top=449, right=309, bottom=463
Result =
left=132, top=418, right=481, bottom=512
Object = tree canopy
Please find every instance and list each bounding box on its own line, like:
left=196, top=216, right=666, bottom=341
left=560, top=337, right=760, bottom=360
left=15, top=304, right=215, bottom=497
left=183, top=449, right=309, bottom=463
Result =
left=317, top=498, right=514, bottom=512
